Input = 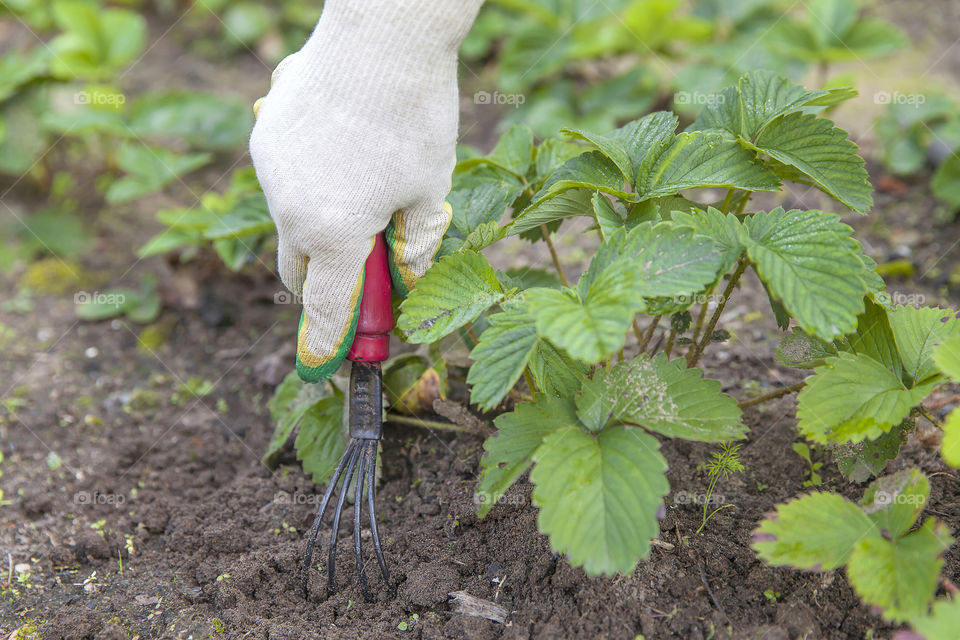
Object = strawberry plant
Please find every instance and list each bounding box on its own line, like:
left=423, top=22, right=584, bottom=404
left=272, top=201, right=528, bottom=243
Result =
left=394, top=68, right=889, bottom=577
left=755, top=469, right=951, bottom=622
left=274, top=70, right=953, bottom=580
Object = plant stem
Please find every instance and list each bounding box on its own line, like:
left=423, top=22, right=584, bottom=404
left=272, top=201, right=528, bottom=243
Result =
left=720, top=189, right=735, bottom=213
left=541, top=224, right=570, bottom=288
left=523, top=368, right=537, bottom=394
left=919, top=405, right=944, bottom=429
left=691, top=284, right=716, bottom=343
left=687, top=258, right=748, bottom=367
left=697, top=504, right=735, bottom=536
left=735, top=194, right=749, bottom=215
left=386, top=412, right=491, bottom=436
left=738, top=382, right=806, bottom=409
left=638, top=316, right=661, bottom=351
left=462, top=322, right=480, bottom=350
left=632, top=317, right=645, bottom=342
left=664, top=328, right=677, bottom=358
left=698, top=474, right=721, bottom=534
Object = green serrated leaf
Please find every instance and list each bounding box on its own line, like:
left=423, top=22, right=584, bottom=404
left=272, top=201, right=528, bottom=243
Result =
left=447, top=167, right=524, bottom=236
left=528, top=337, right=588, bottom=397
left=941, top=408, right=960, bottom=468
left=533, top=137, right=584, bottom=185
left=533, top=150, right=632, bottom=203
left=749, top=111, right=873, bottom=212
left=458, top=124, right=533, bottom=177
left=861, top=468, right=930, bottom=539
left=459, top=220, right=505, bottom=252
left=847, top=519, right=953, bottom=622
left=264, top=373, right=331, bottom=467
left=671, top=206, right=743, bottom=276
left=503, top=267, right=562, bottom=290
left=797, top=352, right=937, bottom=444
left=889, top=306, right=960, bottom=386
left=753, top=492, right=876, bottom=570
left=531, top=425, right=669, bottom=576
left=845, top=295, right=902, bottom=377
left=507, top=188, right=594, bottom=236
left=636, top=131, right=780, bottom=200
left=741, top=70, right=847, bottom=138
left=578, top=222, right=726, bottom=300
left=933, top=336, right=960, bottom=381
left=562, top=110, right=677, bottom=182
left=476, top=394, right=578, bottom=517
left=776, top=328, right=838, bottom=369
left=689, top=71, right=858, bottom=139
left=294, top=396, right=346, bottom=483
left=575, top=355, right=744, bottom=440
left=910, top=596, right=960, bottom=640
left=398, top=251, right=506, bottom=343
left=834, top=420, right=910, bottom=482
left=742, top=208, right=869, bottom=339
left=467, top=305, right=539, bottom=411
left=269, top=370, right=303, bottom=422
left=592, top=192, right=623, bottom=241
left=934, top=337, right=960, bottom=467
left=525, top=278, right=638, bottom=365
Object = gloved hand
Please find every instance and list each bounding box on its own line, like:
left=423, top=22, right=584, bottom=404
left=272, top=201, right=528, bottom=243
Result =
left=250, top=0, right=484, bottom=383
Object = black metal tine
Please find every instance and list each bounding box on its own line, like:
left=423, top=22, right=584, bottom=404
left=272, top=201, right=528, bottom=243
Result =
left=354, top=444, right=372, bottom=602
left=302, top=438, right=357, bottom=598
left=327, top=441, right=362, bottom=594
left=366, top=439, right=392, bottom=592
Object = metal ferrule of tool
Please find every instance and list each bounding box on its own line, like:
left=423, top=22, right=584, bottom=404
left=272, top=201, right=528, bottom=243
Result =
left=302, top=232, right=394, bottom=602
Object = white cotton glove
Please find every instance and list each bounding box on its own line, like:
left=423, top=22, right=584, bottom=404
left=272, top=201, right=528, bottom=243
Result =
left=250, top=0, right=484, bottom=382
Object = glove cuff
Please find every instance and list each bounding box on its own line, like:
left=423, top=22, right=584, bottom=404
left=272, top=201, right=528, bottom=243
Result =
left=302, top=0, right=483, bottom=76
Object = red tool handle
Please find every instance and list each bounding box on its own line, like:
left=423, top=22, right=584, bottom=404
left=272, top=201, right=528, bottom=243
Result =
left=347, top=233, right=394, bottom=363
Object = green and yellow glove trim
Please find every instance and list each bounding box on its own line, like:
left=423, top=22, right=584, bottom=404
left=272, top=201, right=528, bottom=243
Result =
left=296, top=261, right=365, bottom=383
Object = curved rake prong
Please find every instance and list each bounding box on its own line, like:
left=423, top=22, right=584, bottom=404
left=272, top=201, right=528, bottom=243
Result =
left=366, top=439, right=392, bottom=593
left=328, top=442, right=362, bottom=595
left=302, top=439, right=358, bottom=598
left=354, top=444, right=371, bottom=602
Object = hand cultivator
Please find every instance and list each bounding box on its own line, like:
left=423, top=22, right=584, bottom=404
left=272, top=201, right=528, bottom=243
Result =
left=302, top=233, right=394, bottom=602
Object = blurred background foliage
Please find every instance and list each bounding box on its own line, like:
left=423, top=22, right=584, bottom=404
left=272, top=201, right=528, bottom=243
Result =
left=0, top=0, right=957, bottom=315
